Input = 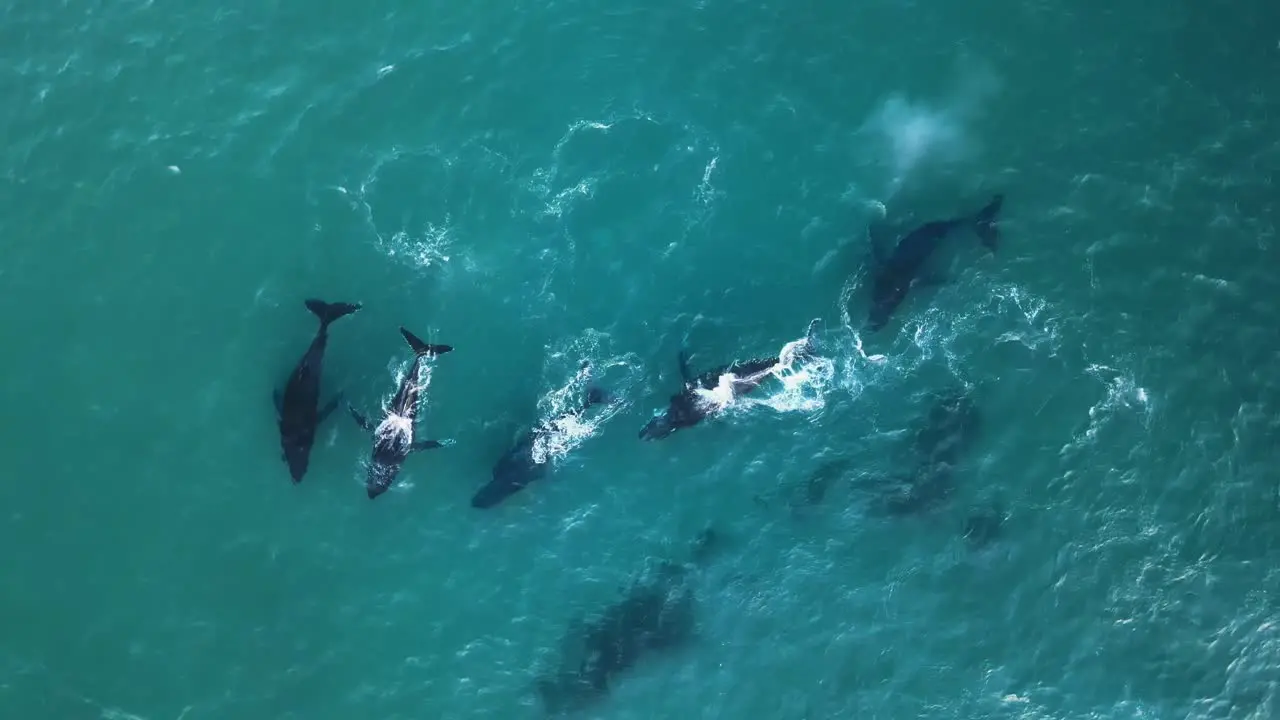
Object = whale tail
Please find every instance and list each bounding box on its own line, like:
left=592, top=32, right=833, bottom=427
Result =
left=972, top=194, right=1003, bottom=253
left=400, top=327, right=453, bottom=357
left=305, top=299, right=361, bottom=329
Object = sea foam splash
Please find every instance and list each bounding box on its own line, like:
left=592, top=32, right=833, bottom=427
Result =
left=531, top=330, right=643, bottom=466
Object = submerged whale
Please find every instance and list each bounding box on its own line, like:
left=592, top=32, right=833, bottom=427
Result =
left=349, top=327, right=453, bottom=499
left=865, top=194, right=1003, bottom=332
left=472, top=363, right=613, bottom=509
left=873, top=387, right=982, bottom=516
left=274, top=299, right=361, bottom=483
left=639, top=320, right=821, bottom=442
left=534, top=529, right=721, bottom=714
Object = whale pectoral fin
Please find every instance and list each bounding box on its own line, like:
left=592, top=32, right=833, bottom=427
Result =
left=678, top=350, right=693, bottom=383
left=348, top=405, right=374, bottom=433
left=319, top=394, right=342, bottom=423
left=412, top=439, right=444, bottom=452
left=272, top=390, right=283, bottom=417
left=804, top=317, right=822, bottom=341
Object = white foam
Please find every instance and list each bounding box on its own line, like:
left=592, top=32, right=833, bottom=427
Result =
left=756, top=358, right=835, bottom=414
left=529, top=331, right=641, bottom=467
left=538, top=179, right=595, bottom=220
left=376, top=225, right=452, bottom=269
left=693, top=374, right=741, bottom=410
left=694, top=154, right=721, bottom=206
left=531, top=412, right=597, bottom=466
left=375, top=413, right=413, bottom=444
left=348, top=149, right=457, bottom=271
left=689, top=326, right=839, bottom=418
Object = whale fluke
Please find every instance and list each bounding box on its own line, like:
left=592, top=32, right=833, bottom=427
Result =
left=399, top=327, right=453, bottom=357
left=305, top=299, right=361, bottom=329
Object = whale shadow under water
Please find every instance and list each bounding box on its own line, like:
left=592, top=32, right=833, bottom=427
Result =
left=532, top=530, right=720, bottom=715
left=848, top=386, right=983, bottom=517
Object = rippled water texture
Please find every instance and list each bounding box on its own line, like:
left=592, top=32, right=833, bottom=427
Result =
left=2, top=1, right=1278, bottom=718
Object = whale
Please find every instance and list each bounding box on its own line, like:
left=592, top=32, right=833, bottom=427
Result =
left=472, top=363, right=613, bottom=509
left=349, top=327, right=452, bottom=499
left=638, top=353, right=777, bottom=441
left=273, top=299, right=361, bottom=483
left=873, top=387, right=982, bottom=516
left=865, top=194, right=1003, bottom=332
left=639, top=320, right=821, bottom=441
left=534, top=528, right=722, bottom=714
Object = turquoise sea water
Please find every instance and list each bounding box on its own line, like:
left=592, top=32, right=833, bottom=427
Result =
left=3, top=0, right=1280, bottom=718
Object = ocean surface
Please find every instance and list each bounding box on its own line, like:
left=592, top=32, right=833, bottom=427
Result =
left=3, top=1, right=1279, bottom=718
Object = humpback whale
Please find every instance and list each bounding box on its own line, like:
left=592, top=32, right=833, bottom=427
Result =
left=471, top=362, right=613, bottom=509
left=753, top=455, right=856, bottom=514
left=639, top=320, right=821, bottom=441
left=349, top=327, right=453, bottom=499
left=534, top=528, right=721, bottom=714
left=874, top=387, right=982, bottom=516
left=274, top=299, right=361, bottom=483
left=866, top=194, right=1003, bottom=332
